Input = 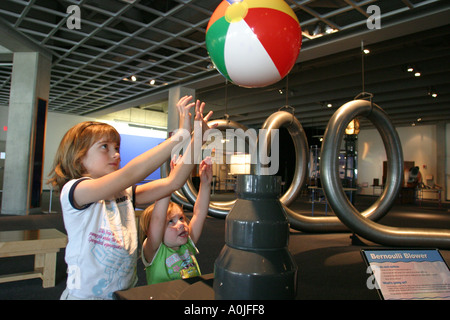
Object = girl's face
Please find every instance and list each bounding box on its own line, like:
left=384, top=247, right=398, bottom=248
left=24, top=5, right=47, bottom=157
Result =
left=82, top=138, right=120, bottom=178
left=163, top=209, right=189, bottom=250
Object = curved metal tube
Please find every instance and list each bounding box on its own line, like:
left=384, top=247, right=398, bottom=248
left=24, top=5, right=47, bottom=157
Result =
left=320, top=99, right=450, bottom=248
left=181, top=119, right=248, bottom=218
left=254, top=110, right=349, bottom=232
left=256, top=111, right=308, bottom=206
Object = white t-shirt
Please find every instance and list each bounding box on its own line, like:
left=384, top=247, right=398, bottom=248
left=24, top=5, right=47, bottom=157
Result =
left=60, top=178, right=138, bottom=299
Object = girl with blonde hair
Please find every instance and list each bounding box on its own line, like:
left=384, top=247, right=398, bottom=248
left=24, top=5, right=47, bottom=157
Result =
left=48, top=96, right=213, bottom=299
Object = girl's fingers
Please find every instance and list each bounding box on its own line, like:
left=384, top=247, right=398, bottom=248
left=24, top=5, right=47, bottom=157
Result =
left=203, top=111, right=213, bottom=122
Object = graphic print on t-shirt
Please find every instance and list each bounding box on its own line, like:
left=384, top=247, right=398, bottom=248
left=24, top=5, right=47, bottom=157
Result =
left=88, top=198, right=137, bottom=297
left=166, top=248, right=200, bottom=280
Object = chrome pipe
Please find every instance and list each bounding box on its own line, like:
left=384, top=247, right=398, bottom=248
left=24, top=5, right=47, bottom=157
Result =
left=256, top=111, right=308, bottom=206
left=181, top=119, right=249, bottom=218
left=256, top=110, right=349, bottom=232
left=320, top=99, right=450, bottom=248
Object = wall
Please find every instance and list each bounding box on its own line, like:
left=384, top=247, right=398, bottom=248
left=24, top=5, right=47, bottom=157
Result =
left=357, top=124, right=448, bottom=200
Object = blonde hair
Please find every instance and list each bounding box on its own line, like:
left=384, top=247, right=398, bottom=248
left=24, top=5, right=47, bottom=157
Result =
left=47, top=121, right=120, bottom=191
left=139, top=201, right=184, bottom=243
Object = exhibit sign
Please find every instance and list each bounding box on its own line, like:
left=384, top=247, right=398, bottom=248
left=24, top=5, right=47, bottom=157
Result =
left=362, top=249, right=450, bottom=300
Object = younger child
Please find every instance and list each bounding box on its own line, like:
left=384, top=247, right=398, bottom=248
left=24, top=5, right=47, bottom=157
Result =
left=48, top=96, right=213, bottom=299
left=140, top=156, right=212, bottom=284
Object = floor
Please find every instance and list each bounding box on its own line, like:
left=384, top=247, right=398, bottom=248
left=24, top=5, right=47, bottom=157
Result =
left=0, top=191, right=449, bottom=300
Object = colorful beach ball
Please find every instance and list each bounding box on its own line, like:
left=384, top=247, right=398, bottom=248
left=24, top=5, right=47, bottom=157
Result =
left=206, top=0, right=302, bottom=88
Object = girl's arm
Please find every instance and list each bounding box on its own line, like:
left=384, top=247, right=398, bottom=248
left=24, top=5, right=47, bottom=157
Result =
left=189, top=157, right=212, bottom=244
left=73, top=96, right=202, bottom=207
left=142, top=197, right=170, bottom=263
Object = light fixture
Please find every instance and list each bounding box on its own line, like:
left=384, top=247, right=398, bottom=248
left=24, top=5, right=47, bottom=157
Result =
left=131, top=75, right=137, bottom=81
left=149, top=79, right=156, bottom=85
left=363, top=48, right=370, bottom=54
left=324, top=25, right=336, bottom=34
left=428, top=87, right=437, bottom=98
left=312, top=24, right=322, bottom=37
left=405, top=65, right=421, bottom=77
left=327, top=103, right=332, bottom=108
left=302, top=23, right=338, bottom=39
left=345, top=119, right=360, bottom=135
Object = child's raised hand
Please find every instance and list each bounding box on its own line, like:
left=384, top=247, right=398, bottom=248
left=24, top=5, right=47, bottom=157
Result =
left=199, top=156, right=213, bottom=185
left=176, top=95, right=195, bottom=132
left=193, top=99, right=216, bottom=142
left=169, top=154, right=182, bottom=173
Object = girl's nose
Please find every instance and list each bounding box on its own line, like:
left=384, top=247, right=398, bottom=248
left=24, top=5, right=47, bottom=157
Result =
left=176, top=220, right=185, bottom=230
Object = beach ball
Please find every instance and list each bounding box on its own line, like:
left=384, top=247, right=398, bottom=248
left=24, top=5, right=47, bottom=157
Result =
left=206, top=0, right=302, bottom=88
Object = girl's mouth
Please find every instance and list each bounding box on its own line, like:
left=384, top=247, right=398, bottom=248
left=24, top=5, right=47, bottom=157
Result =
left=178, top=230, right=188, bottom=238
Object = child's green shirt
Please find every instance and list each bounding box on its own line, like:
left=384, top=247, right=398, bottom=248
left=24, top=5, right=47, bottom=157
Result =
left=143, top=237, right=201, bottom=285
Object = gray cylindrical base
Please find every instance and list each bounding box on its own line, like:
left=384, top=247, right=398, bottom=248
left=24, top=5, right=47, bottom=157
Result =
left=214, top=175, right=298, bottom=300
left=214, top=246, right=297, bottom=300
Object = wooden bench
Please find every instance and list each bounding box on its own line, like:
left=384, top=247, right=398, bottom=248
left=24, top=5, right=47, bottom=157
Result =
left=0, top=229, right=67, bottom=288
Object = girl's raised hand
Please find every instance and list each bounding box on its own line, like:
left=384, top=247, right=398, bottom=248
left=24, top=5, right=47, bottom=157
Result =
left=176, top=95, right=195, bottom=132
left=199, top=156, right=213, bottom=184
left=194, top=99, right=216, bottom=140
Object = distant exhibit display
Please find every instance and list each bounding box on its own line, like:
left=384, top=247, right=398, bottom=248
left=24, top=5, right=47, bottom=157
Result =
left=206, top=0, right=302, bottom=88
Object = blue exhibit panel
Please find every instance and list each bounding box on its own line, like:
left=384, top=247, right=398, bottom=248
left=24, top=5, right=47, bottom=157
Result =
left=119, top=134, right=165, bottom=182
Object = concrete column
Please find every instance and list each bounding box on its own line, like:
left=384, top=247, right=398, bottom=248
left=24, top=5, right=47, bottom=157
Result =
left=1, top=52, right=51, bottom=215
left=167, top=86, right=195, bottom=135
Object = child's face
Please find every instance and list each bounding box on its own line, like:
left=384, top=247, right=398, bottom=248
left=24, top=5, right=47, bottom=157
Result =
left=163, top=209, right=189, bottom=250
left=82, top=139, right=120, bottom=178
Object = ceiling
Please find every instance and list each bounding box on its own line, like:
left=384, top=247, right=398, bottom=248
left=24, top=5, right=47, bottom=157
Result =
left=0, top=0, right=449, bottom=132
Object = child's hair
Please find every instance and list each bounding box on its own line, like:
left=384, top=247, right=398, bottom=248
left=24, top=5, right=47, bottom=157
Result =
left=47, top=121, right=121, bottom=191
left=139, top=201, right=184, bottom=243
